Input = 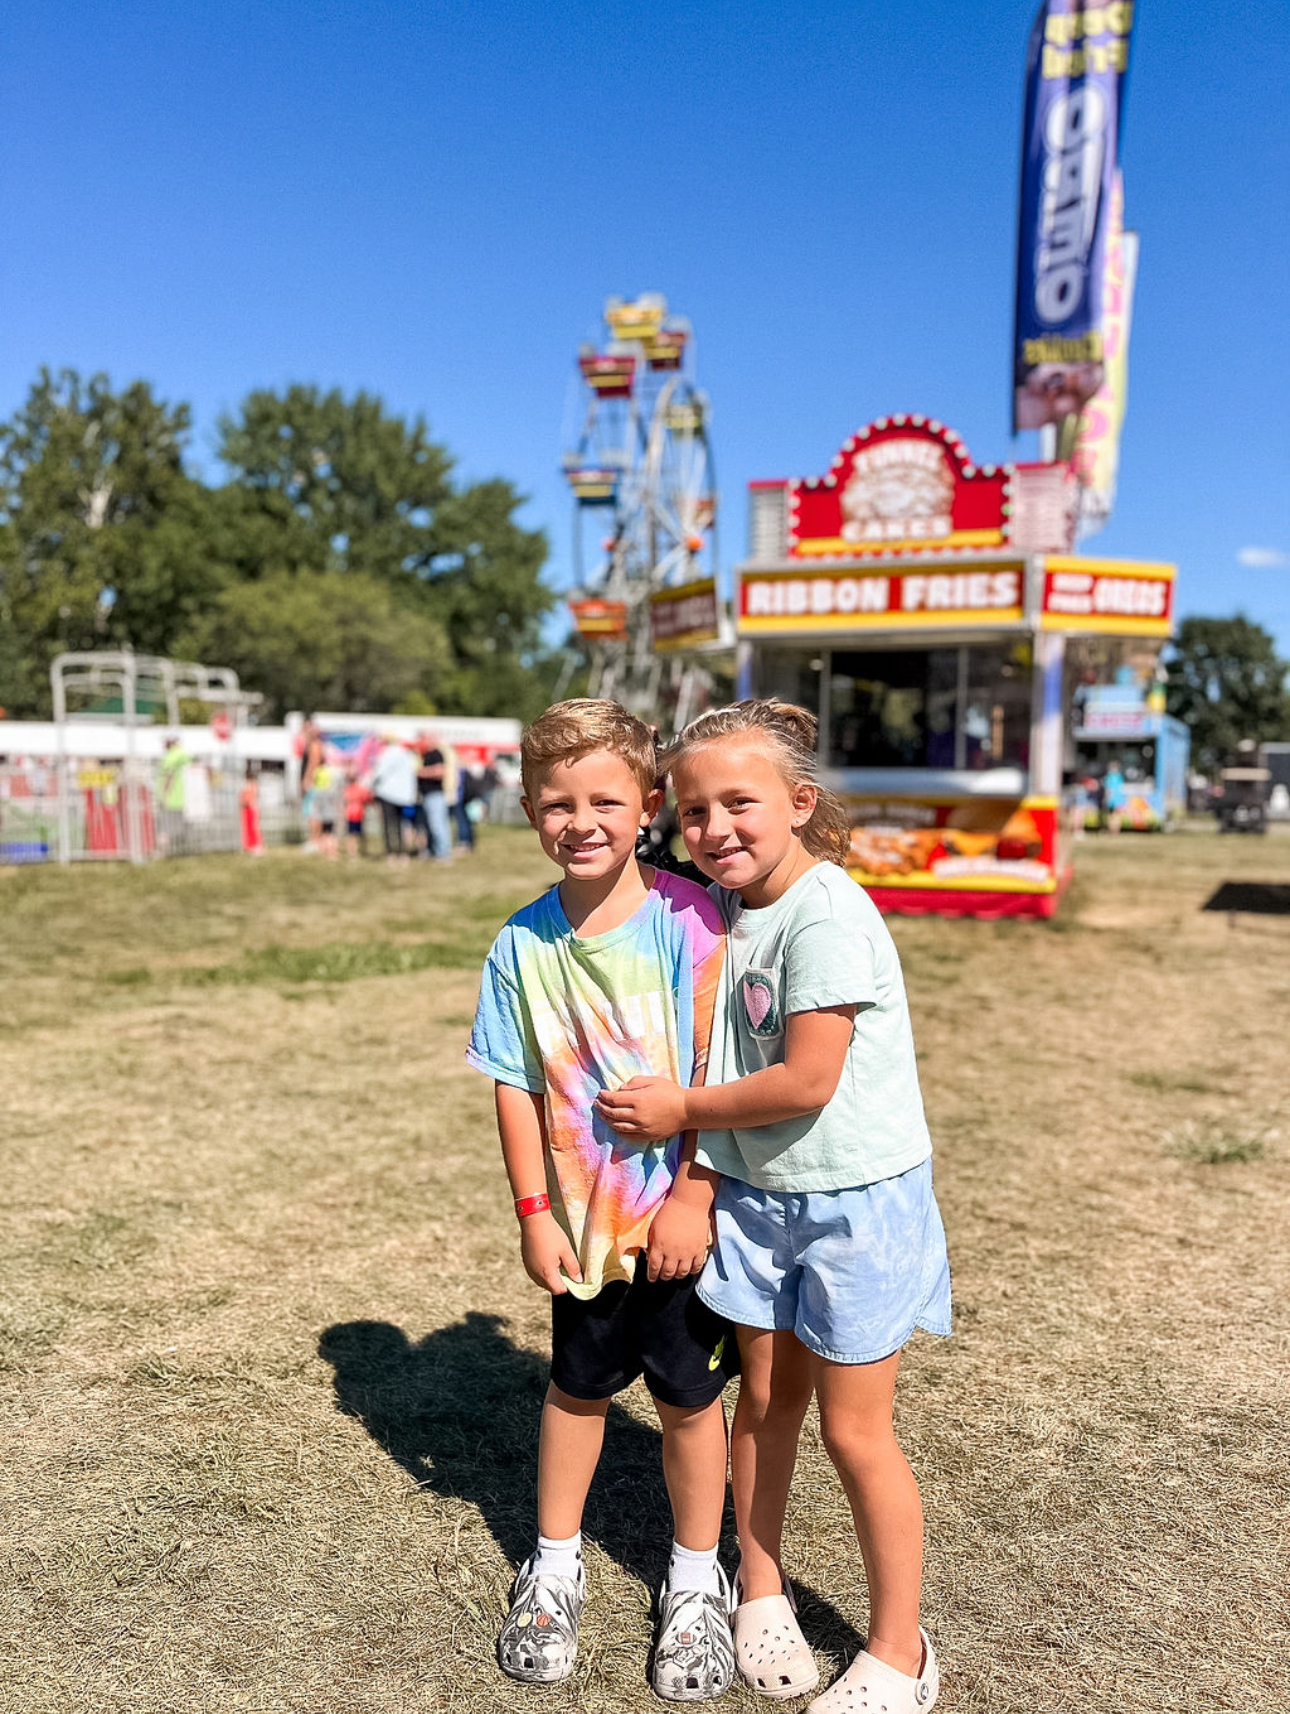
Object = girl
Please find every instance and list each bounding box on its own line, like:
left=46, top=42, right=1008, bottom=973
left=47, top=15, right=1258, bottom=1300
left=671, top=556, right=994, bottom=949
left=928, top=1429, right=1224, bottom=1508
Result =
left=596, top=699, right=950, bottom=1714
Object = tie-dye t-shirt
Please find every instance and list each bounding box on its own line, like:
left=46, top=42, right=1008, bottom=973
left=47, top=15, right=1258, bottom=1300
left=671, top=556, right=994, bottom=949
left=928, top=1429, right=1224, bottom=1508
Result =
left=467, top=870, right=725, bottom=1299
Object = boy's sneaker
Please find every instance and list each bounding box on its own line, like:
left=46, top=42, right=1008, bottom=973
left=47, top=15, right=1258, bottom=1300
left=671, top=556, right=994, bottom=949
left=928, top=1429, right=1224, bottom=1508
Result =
left=497, top=1555, right=586, bottom=1684
left=651, top=1561, right=735, bottom=1702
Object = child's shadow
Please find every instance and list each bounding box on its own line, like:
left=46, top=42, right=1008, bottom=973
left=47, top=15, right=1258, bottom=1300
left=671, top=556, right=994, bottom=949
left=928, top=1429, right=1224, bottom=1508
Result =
left=318, top=1311, right=864, bottom=1658
left=319, top=1311, right=675, bottom=1588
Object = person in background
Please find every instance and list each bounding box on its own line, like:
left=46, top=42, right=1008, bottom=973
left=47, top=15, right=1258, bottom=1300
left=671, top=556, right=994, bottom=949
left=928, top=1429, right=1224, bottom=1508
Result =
left=453, top=765, right=486, bottom=853
left=1063, top=768, right=1087, bottom=842
left=311, top=760, right=341, bottom=859
left=240, top=764, right=264, bottom=856
left=371, top=733, right=418, bottom=863
left=156, top=735, right=191, bottom=855
left=416, top=730, right=453, bottom=861
left=480, top=759, right=501, bottom=822
left=1103, top=760, right=1126, bottom=836
left=299, top=717, right=326, bottom=849
left=343, top=766, right=370, bottom=859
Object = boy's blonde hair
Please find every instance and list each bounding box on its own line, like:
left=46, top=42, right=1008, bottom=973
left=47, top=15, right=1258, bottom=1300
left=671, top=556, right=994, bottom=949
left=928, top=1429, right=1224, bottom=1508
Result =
left=521, top=699, right=658, bottom=800
left=663, top=698, right=853, bottom=867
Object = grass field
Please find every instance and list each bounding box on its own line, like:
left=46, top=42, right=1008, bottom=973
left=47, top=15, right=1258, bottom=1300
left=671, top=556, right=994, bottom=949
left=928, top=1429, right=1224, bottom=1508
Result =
left=3, top=830, right=1288, bottom=1713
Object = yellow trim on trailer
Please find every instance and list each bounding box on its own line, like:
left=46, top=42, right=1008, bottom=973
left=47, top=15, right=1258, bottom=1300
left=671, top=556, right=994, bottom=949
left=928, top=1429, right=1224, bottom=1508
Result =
left=1043, top=556, right=1175, bottom=579
left=848, top=870, right=1058, bottom=894
left=793, top=529, right=1007, bottom=556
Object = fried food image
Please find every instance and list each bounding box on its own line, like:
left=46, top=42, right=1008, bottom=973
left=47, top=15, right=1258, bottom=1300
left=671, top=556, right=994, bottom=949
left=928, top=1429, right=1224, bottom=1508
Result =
left=939, top=830, right=996, bottom=858
left=848, top=825, right=941, bottom=876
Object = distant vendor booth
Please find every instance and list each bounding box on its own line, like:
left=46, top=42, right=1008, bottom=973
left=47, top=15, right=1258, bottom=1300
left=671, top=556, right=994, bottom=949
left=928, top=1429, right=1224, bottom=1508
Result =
left=736, top=416, right=1176, bottom=918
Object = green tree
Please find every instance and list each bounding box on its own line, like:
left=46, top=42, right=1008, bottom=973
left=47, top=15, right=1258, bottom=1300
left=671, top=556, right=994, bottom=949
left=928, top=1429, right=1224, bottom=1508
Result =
left=1166, top=614, right=1290, bottom=775
left=215, top=386, right=552, bottom=715
left=178, top=570, right=452, bottom=721
left=0, top=368, right=222, bottom=711
left=0, top=373, right=556, bottom=721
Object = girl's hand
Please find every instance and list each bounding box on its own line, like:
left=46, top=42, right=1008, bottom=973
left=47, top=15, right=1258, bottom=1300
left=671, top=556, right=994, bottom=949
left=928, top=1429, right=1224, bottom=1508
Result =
left=595, top=1076, right=688, bottom=1141
left=519, top=1211, right=583, bottom=1295
left=646, top=1195, right=711, bottom=1282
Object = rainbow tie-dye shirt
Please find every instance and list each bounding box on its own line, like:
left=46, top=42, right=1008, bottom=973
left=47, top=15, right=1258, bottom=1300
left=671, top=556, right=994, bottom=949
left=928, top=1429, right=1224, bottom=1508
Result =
left=467, top=871, right=725, bottom=1299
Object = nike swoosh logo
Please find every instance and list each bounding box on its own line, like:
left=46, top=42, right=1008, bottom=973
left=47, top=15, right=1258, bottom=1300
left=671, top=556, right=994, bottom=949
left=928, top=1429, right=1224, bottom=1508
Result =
left=708, top=1335, right=726, bottom=1372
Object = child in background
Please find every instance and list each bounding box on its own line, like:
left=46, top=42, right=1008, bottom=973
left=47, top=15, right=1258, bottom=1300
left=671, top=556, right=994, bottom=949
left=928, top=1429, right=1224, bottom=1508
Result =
left=343, top=767, right=369, bottom=858
left=310, top=761, right=340, bottom=859
left=239, top=766, right=263, bottom=856
left=597, top=699, right=950, bottom=1714
left=466, top=699, right=737, bottom=1701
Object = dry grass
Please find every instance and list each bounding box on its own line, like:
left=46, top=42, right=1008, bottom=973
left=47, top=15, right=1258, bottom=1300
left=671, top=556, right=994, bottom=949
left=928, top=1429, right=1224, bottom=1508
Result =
left=2, top=828, right=1288, bottom=1713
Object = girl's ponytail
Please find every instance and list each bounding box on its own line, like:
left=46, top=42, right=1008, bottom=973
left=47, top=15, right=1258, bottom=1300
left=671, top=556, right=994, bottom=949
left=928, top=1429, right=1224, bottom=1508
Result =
left=664, top=698, right=854, bottom=868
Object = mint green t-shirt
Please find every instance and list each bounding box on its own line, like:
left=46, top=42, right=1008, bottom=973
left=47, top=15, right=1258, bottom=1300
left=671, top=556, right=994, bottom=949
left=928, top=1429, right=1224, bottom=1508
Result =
left=695, top=862, right=932, bottom=1192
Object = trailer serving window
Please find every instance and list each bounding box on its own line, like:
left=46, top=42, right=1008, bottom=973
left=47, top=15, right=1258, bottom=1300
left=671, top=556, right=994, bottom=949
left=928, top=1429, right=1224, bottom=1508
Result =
left=819, top=641, right=1032, bottom=772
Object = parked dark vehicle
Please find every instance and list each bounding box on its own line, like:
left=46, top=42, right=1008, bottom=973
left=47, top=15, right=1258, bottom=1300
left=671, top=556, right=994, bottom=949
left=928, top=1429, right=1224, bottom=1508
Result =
left=1213, top=744, right=1270, bottom=834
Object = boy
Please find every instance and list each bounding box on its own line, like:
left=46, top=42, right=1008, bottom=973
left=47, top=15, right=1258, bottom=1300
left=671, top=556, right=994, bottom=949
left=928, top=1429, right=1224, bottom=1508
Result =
left=466, top=699, right=736, bottom=1701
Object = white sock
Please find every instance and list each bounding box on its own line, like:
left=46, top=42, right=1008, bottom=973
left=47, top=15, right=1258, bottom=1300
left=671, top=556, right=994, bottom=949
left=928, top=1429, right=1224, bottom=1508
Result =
left=667, top=1539, right=722, bottom=1596
left=531, top=1531, right=582, bottom=1579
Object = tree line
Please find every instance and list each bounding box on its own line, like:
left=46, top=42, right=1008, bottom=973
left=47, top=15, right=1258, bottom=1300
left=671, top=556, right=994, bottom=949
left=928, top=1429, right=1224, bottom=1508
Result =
left=1166, top=616, right=1290, bottom=776
left=0, top=368, right=567, bottom=721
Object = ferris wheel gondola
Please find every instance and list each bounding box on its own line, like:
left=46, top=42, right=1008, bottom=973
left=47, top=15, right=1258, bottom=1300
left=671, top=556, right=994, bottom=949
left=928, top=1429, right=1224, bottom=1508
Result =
left=562, top=294, right=719, bottom=717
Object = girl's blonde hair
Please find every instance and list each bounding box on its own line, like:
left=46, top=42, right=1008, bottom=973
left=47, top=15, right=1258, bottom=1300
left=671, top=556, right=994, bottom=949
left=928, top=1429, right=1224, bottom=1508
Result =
left=663, top=698, right=853, bottom=867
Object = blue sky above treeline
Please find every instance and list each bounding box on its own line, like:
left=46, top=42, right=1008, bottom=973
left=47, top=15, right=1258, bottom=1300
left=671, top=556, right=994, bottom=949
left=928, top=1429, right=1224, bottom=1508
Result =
left=3, top=1, right=1288, bottom=649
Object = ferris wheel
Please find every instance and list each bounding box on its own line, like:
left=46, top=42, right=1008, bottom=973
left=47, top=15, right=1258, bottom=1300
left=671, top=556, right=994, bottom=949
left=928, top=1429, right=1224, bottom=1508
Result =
left=562, top=293, right=719, bottom=716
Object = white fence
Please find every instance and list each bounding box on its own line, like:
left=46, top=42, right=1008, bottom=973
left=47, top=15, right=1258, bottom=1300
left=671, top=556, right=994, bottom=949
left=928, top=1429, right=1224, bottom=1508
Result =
left=0, top=713, right=528, bottom=865
left=0, top=756, right=301, bottom=865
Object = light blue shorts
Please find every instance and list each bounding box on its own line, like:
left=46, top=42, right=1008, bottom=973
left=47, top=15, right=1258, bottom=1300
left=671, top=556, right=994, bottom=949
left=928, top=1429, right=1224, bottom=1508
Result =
left=697, top=1159, right=952, bottom=1365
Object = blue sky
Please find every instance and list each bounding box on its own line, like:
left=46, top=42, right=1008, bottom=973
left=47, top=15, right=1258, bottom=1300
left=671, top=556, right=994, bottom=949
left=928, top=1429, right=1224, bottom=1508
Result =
left=4, top=1, right=1289, bottom=649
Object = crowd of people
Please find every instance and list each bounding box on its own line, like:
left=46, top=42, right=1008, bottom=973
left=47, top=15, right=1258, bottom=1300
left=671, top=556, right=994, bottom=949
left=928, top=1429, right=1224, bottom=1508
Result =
left=296, top=720, right=498, bottom=862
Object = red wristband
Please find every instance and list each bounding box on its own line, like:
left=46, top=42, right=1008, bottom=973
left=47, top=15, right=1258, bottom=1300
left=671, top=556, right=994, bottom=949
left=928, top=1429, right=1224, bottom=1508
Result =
left=514, top=1192, right=551, bottom=1218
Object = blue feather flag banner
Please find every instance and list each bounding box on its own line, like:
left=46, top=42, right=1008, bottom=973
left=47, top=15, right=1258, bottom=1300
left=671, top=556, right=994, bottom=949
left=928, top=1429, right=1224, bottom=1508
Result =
left=1012, top=2, right=1136, bottom=434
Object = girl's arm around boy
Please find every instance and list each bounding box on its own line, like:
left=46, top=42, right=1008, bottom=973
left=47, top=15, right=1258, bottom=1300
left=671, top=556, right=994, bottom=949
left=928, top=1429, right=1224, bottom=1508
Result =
left=595, top=1005, right=857, bottom=1140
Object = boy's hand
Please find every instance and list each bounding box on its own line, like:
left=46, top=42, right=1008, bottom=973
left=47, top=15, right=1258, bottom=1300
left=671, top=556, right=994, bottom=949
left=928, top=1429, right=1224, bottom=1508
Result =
left=520, top=1212, right=583, bottom=1295
left=646, top=1194, right=711, bottom=1282
left=595, top=1076, right=688, bottom=1141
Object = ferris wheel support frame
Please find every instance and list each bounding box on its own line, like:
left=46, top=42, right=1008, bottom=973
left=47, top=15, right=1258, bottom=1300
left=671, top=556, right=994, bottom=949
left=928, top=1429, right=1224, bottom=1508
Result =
left=566, top=344, right=719, bottom=719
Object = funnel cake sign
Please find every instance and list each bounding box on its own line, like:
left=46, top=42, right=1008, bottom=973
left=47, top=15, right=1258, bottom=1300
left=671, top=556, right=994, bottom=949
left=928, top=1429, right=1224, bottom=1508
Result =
left=789, top=418, right=1012, bottom=559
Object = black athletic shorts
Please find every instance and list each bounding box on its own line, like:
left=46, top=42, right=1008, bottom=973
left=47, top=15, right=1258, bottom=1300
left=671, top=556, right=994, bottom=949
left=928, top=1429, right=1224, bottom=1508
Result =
left=550, top=1270, right=738, bottom=1409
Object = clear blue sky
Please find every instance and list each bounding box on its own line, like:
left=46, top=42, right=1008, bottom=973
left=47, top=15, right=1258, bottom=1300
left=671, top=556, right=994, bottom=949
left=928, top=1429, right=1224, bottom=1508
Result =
left=4, top=1, right=1289, bottom=648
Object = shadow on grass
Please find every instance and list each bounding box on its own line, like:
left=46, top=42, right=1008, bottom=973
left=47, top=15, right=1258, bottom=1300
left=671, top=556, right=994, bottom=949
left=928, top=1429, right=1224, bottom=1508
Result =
left=320, top=1312, right=674, bottom=1587
left=318, top=1311, right=864, bottom=1661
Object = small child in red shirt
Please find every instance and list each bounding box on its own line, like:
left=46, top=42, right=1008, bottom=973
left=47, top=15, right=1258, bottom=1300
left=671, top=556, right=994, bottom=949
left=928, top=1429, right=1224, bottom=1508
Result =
left=240, top=767, right=264, bottom=856
left=343, top=769, right=370, bottom=858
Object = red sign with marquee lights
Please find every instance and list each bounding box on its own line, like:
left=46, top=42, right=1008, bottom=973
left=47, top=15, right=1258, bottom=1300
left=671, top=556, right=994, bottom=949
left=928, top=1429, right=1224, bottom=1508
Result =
left=788, top=417, right=1012, bottom=559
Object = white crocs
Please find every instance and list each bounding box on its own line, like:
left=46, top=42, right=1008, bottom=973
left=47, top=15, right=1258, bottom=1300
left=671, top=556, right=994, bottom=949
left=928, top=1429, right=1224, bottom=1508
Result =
left=806, top=1626, right=938, bottom=1714
left=496, top=1555, right=586, bottom=1684
left=731, top=1575, right=820, bottom=1700
left=651, top=1562, right=736, bottom=1702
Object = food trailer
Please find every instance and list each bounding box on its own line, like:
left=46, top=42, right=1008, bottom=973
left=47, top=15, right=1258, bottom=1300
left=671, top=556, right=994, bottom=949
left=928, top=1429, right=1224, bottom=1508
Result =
left=1072, top=681, right=1190, bottom=830
left=736, top=415, right=1176, bottom=918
